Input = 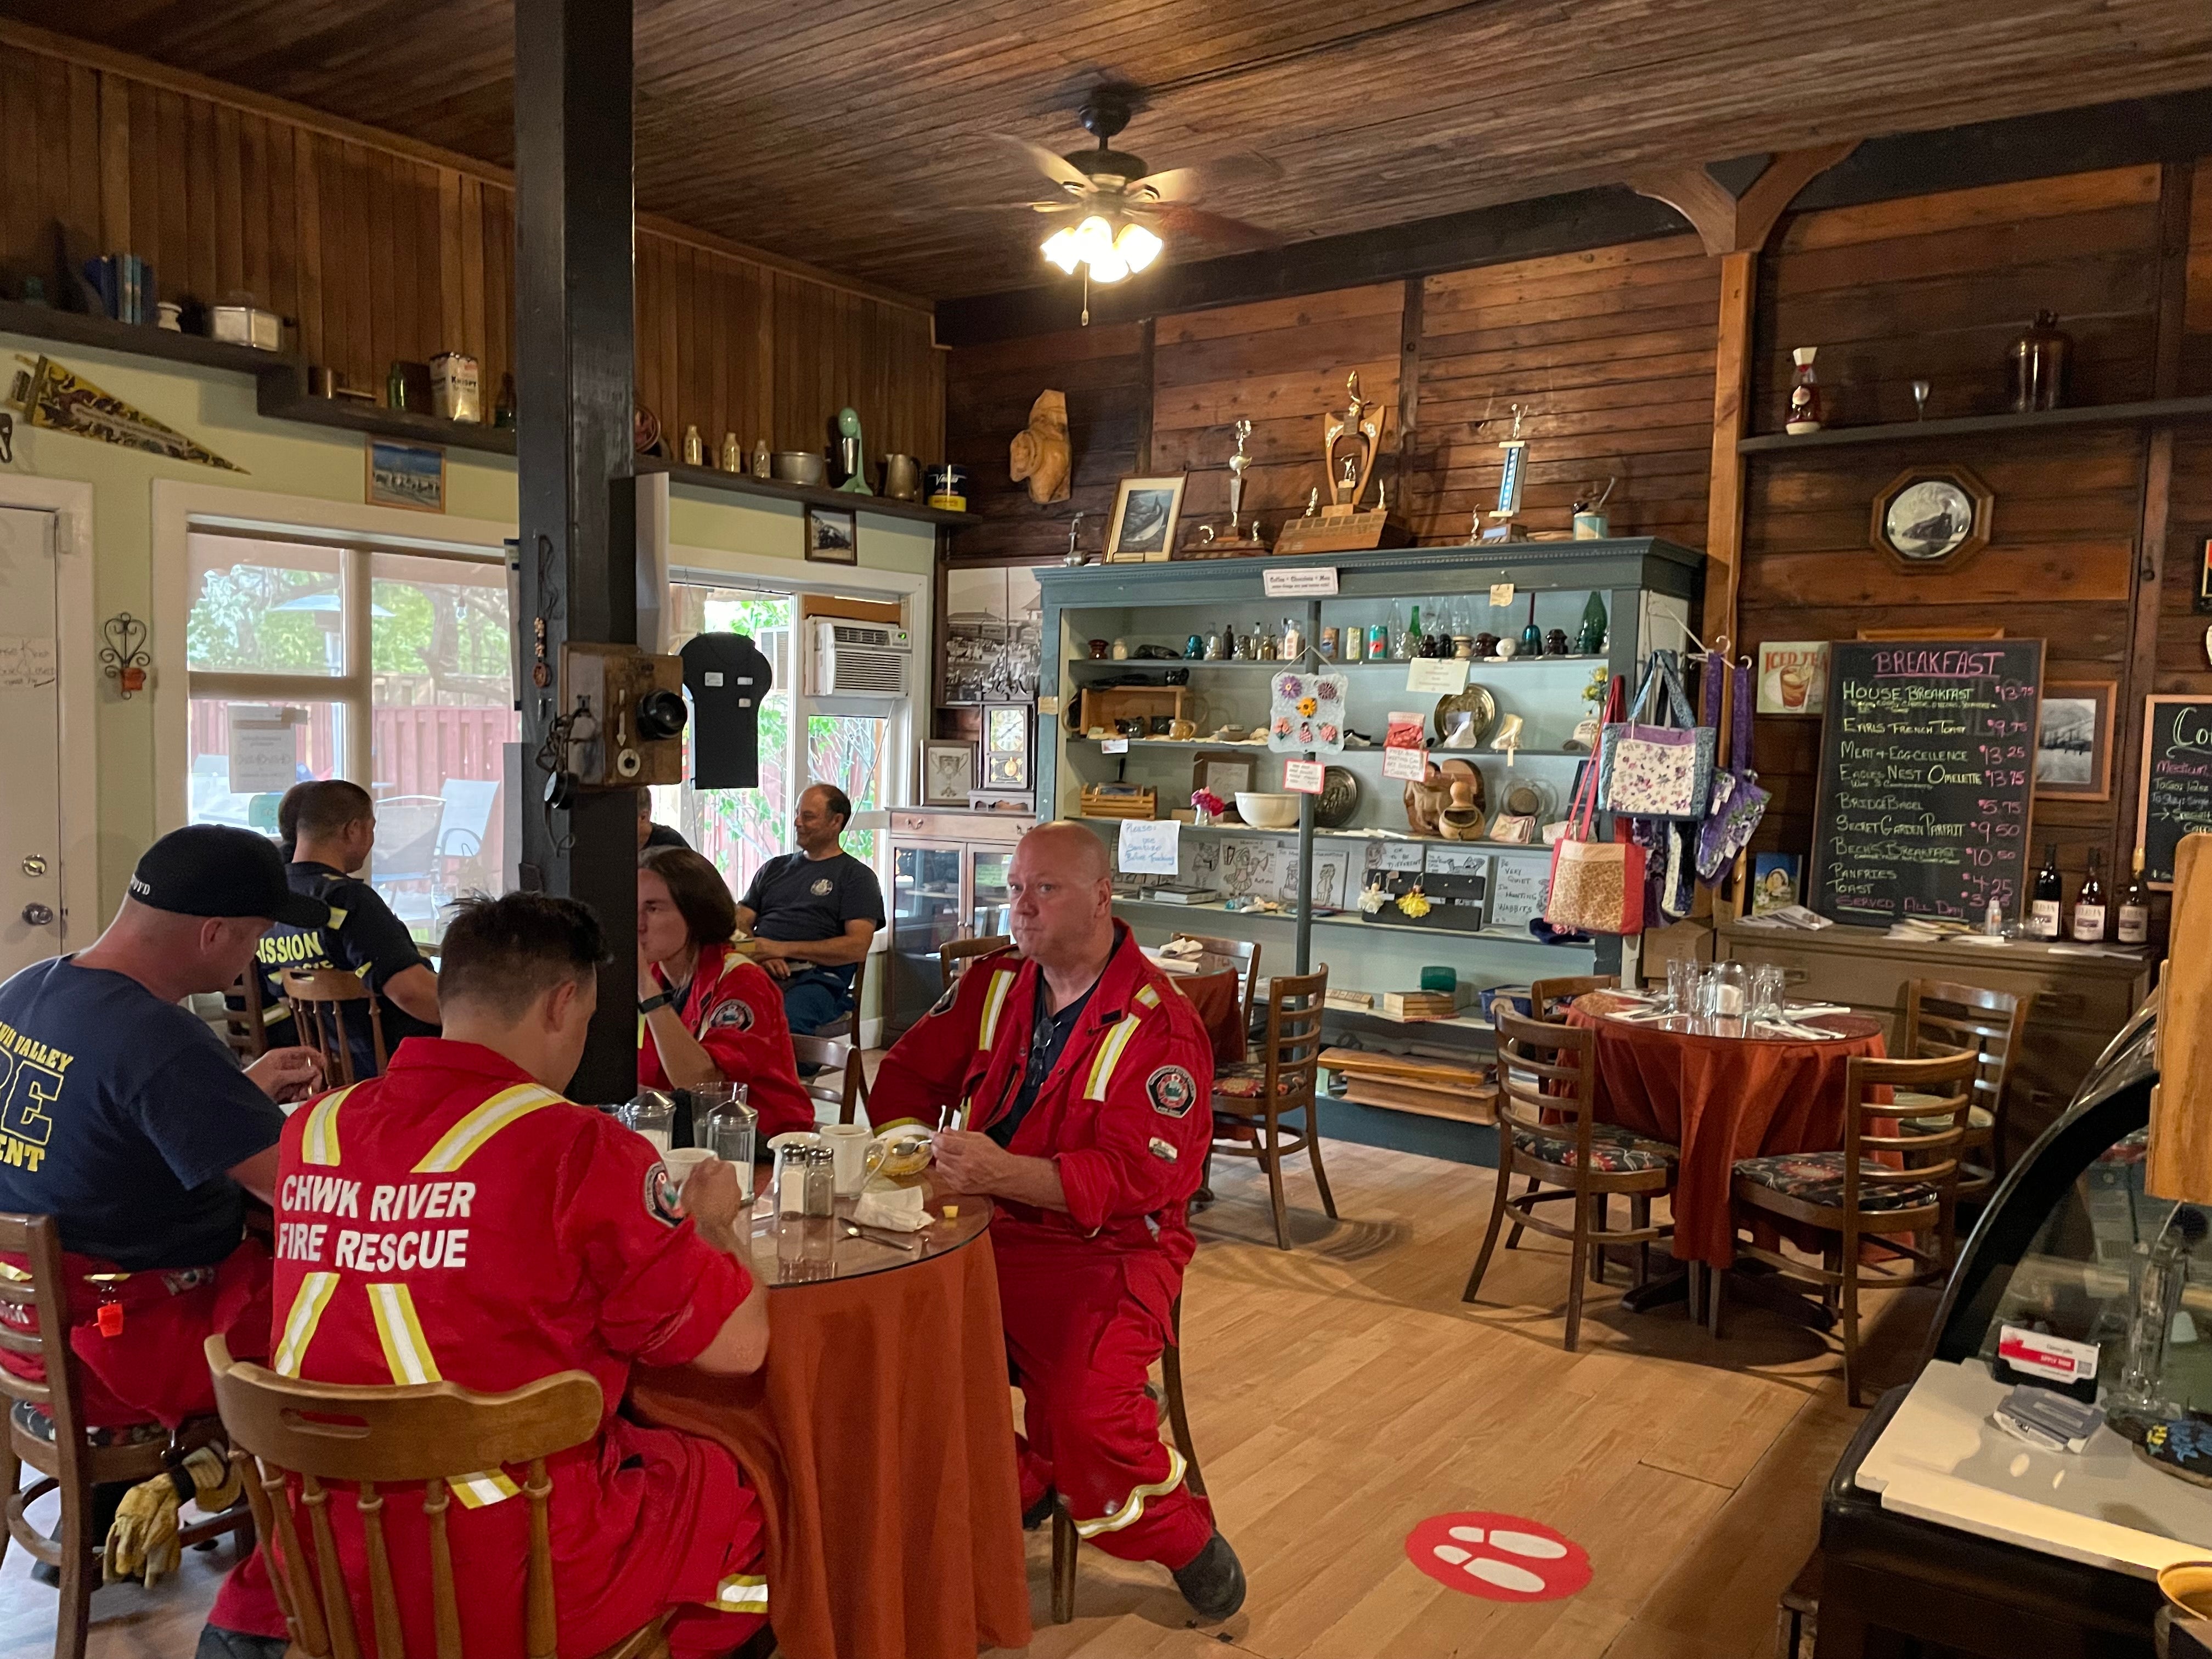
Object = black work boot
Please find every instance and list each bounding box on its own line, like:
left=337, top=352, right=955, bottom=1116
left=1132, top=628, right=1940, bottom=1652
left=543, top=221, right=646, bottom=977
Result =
left=194, top=1628, right=291, bottom=1659
left=1022, top=1486, right=1058, bottom=1530
left=1171, top=1530, right=1247, bottom=1621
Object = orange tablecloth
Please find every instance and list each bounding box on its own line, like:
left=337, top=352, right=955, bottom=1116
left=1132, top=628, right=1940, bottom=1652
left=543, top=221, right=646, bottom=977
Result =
left=1173, top=971, right=1246, bottom=1067
left=1564, top=994, right=1887, bottom=1269
left=631, top=1207, right=1030, bottom=1659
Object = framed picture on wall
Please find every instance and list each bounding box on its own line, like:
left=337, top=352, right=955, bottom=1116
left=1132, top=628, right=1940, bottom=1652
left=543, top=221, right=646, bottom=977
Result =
left=805, top=505, right=857, bottom=564
left=1104, top=475, right=1187, bottom=563
left=2035, top=680, right=2116, bottom=802
left=922, top=740, right=977, bottom=805
left=366, top=438, right=445, bottom=513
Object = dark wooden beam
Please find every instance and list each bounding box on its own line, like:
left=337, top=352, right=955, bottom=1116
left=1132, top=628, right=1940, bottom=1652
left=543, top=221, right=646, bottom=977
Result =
left=513, top=0, right=640, bottom=1103
left=938, top=87, right=2212, bottom=348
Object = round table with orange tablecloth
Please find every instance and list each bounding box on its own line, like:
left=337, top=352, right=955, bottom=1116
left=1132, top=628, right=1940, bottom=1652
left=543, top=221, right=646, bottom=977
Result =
left=630, top=1190, right=1031, bottom=1659
left=1564, top=992, right=1888, bottom=1269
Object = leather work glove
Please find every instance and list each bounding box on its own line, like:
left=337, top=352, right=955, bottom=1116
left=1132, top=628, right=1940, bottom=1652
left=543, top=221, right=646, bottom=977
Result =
left=102, top=1442, right=244, bottom=1588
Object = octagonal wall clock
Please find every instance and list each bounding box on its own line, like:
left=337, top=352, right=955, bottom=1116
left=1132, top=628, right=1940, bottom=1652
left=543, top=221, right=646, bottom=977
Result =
left=1870, top=464, right=1994, bottom=573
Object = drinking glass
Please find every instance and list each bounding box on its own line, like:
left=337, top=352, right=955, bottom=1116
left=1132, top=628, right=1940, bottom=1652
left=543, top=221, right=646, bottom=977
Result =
left=620, top=1090, right=676, bottom=1154
left=1701, top=961, right=1748, bottom=1020
left=704, top=1098, right=757, bottom=1202
left=1750, top=965, right=1786, bottom=1028
left=1666, top=958, right=1700, bottom=1018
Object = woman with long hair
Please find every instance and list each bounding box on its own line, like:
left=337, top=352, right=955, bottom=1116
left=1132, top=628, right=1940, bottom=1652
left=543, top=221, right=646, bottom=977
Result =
left=637, top=846, right=816, bottom=1141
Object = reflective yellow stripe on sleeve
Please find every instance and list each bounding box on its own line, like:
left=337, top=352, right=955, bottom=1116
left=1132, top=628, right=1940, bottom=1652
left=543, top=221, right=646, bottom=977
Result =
left=297, top=1085, right=362, bottom=1169
left=978, top=969, right=1016, bottom=1051
left=412, top=1085, right=563, bottom=1173
left=367, top=1282, right=518, bottom=1509
left=1134, top=984, right=1160, bottom=1008
left=1084, top=1013, right=1143, bottom=1101
left=712, top=1573, right=769, bottom=1613
left=1073, top=1446, right=1189, bottom=1538
left=271, top=1272, right=338, bottom=1378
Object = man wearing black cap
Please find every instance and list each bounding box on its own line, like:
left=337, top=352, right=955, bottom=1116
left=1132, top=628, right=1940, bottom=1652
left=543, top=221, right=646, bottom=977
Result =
left=0, top=824, right=326, bottom=1449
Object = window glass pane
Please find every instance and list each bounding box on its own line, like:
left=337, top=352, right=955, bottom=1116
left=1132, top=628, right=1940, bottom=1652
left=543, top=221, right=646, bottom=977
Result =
left=188, top=699, right=343, bottom=834
left=366, top=551, right=519, bottom=936
left=806, top=714, right=887, bottom=864
left=187, top=535, right=346, bottom=676
left=655, top=587, right=794, bottom=897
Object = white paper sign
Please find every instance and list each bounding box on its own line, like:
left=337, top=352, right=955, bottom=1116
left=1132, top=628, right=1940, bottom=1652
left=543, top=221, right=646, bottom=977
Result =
left=1406, top=657, right=1469, bottom=694
left=1102, top=736, right=1130, bottom=754
left=1116, top=817, right=1181, bottom=876
left=228, top=708, right=301, bottom=793
left=0, top=636, right=58, bottom=689
left=1489, top=582, right=1515, bottom=607
left=1284, top=759, right=1324, bottom=793
left=1262, top=566, right=1339, bottom=597
left=1488, top=858, right=1551, bottom=930
left=1382, top=744, right=1427, bottom=782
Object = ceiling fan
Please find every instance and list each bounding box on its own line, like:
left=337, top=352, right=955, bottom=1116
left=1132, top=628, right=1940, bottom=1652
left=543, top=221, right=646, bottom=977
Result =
left=989, top=89, right=1279, bottom=317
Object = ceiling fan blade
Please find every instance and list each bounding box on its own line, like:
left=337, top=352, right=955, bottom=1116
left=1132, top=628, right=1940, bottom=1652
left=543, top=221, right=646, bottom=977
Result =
left=1128, top=152, right=1284, bottom=202
left=1141, top=202, right=1280, bottom=251
left=964, top=198, right=1088, bottom=215
left=988, top=133, right=1091, bottom=193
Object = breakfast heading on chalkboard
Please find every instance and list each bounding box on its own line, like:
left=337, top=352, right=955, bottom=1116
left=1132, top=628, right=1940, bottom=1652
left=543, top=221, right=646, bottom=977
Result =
left=2137, top=696, right=2212, bottom=886
left=1811, top=639, right=2045, bottom=928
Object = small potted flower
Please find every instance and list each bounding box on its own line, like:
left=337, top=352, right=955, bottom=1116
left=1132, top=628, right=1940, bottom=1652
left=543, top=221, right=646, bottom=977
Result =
left=1190, top=788, right=1226, bottom=829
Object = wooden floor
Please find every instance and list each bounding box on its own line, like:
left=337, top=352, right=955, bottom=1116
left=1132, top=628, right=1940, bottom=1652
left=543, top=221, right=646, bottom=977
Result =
left=0, top=1139, right=1942, bottom=1659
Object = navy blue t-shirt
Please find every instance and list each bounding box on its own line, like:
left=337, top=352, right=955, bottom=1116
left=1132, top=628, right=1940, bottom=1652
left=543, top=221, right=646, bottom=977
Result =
left=739, top=851, right=886, bottom=994
left=0, top=958, right=285, bottom=1271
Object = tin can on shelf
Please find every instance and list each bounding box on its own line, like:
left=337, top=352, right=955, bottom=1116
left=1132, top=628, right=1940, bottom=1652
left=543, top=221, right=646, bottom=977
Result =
left=430, top=352, right=482, bottom=423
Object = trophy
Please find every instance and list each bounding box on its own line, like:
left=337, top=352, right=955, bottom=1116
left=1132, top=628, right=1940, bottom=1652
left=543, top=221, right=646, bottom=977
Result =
left=1477, top=404, right=1533, bottom=544
left=1176, top=416, right=1271, bottom=557
left=1273, top=371, right=1412, bottom=555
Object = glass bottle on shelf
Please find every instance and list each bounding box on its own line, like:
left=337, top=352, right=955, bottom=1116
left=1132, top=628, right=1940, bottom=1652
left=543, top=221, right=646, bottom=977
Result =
left=2072, top=849, right=2107, bottom=943
left=1520, top=592, right=1543, bottom=656
left=1281, top=616, right=1305, bottom=661
left=2029, top=844, right=2063, bottom=939
left=2118, top=849, right=2152, bottom=945
left=1786, top=347, right=1824, bottom=434
left=1256, top=623, right=1276, bottom=662
left=1404, top=605, right=1424, bottom=660
left=1384, top=604, right=1407, bottom=661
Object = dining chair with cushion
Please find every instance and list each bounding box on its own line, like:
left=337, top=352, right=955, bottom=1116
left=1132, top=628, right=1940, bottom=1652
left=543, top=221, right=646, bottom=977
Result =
left=1169, top=935, right=1261, bottom=1030
left=1463, top=1009, right=1678, bottom=1352
left=1528, top=975, right=1620, bottom=1022
left=283, top=967, right=388, bottom=1086
left=792, top=1034, right=866, bottom=1127
left=205, top=1335, right=673, bottom=1659
left=0, top=1214, right=251, bottom=1659
left=1891, top=979, right=2028, bottom=1203
left=1207, top=967, right=1334, bottom=1250
left=1724, top=1048, right=1980, bottom=1405
left=1049, top=1295, right=1204, bottom=1624
left=938, top=934, right=1013, bottom=992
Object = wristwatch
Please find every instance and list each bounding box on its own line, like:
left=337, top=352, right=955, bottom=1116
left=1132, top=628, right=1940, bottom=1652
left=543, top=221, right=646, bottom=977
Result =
left=638, top=990, right=676, bottom=1014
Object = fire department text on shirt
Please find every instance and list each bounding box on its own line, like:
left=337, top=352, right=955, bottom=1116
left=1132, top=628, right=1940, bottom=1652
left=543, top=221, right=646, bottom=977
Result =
left=277, top=1176, right=476, bottom=1269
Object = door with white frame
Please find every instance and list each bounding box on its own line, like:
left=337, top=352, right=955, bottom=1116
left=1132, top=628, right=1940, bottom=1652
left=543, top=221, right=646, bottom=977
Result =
left=0, top=509, right=62, bottom=978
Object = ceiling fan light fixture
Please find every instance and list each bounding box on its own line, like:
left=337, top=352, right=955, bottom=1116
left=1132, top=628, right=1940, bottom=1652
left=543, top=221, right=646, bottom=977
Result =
left=1040, top=225, right=1084, bottom=273
left=1114, top=221, right=1163, bottom=274
left=1039, top=212, right=1160, bottom=285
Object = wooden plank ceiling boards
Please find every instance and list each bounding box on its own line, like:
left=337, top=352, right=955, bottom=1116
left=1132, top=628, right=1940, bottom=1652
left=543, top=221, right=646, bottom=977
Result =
left=8, top=0, right=2212, bottom=300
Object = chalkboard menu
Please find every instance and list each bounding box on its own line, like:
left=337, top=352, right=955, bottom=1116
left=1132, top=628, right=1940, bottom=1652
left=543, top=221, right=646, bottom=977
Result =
left=1809, top=639, right=2045, bottom=927
left=2137, top=697, right=2212, bottom=887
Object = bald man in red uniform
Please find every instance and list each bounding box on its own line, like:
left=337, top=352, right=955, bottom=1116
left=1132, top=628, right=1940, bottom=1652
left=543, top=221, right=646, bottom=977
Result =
left=206, top=891, right=770, bottom=1659
left=871, top=822, right=1245, bottom=1621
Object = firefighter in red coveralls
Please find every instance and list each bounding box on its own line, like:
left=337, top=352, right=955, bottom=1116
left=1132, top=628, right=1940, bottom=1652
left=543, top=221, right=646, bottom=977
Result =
left=0, top=826, right=326, bottom=1598
left=201, top=891, right=771, bottom=1659
left=637, top=847, right=815, bottom=1142
left=870, top=822, right=1246, bottom=1621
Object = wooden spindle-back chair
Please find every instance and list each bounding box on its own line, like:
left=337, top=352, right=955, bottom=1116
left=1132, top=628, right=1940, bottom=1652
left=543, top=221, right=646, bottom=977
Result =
left=283, top=968, right=388, bottom=1086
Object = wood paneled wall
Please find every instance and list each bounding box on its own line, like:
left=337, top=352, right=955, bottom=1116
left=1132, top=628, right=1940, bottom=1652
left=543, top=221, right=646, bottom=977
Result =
left=0, top=34, right=943, bottom=466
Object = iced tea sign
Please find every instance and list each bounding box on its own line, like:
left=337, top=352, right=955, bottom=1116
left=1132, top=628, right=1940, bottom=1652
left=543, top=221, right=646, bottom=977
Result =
left=1757, top=641, right=1830, bottom=716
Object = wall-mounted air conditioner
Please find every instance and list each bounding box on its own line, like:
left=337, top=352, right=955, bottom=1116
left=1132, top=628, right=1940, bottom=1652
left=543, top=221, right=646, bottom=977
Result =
left=808, top=620, right=910, bottom=699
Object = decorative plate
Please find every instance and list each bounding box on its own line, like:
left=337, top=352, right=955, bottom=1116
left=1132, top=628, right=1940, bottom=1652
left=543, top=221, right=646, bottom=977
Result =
left=1316, top=765, right=1361, bottom=828
left=1432, top=686, right=1497, bottom=746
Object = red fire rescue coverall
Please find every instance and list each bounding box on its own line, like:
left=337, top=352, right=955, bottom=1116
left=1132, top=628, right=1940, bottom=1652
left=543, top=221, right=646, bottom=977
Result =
left=213, top=1039, right=766, bottom=1659
left=639, top=941, right=817, bottom=1142
left=870, top=922, right=1217, bottom=1570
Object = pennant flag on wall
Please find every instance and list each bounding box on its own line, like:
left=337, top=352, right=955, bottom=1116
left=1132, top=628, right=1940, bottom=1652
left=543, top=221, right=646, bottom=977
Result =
left=8, top=354, right=246, bottom=473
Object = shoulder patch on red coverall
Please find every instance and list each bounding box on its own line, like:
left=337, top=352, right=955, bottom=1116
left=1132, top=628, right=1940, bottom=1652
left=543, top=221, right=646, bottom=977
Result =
left=705, top=997, right=754, bottom=1032
left=1146, top=1065, right=1197, bottom=1118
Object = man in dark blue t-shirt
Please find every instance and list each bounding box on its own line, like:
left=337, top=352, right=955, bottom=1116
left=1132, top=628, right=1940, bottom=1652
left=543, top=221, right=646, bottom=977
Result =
left=0, top=825, right=325, bottom=1434
left=736, top=783, right=885, bottom=1035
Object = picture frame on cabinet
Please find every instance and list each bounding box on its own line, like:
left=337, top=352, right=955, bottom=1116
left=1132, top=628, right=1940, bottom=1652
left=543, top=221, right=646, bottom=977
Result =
left=922, top=739, right=977, bottom=805
left=1104, top=475, right=1187, bottom=563
left=2034, top=679, right=2115, bottom=802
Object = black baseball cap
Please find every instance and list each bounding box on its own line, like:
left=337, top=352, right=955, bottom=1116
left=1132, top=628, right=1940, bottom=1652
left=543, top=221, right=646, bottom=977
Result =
left=127, top=825, right=329, bottom=928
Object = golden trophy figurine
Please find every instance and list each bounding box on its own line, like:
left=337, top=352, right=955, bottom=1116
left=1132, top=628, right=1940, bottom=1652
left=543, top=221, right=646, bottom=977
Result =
left=1273, top=370, right=1412, bottom=555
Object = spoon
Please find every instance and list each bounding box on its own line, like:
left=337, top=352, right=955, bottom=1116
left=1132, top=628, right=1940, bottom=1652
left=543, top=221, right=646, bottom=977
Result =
left=847, top=1225, right=921, bottom=1254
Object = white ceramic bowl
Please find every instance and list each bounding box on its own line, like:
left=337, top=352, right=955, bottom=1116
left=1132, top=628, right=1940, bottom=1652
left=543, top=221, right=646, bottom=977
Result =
left=1234, top=791, right=1301, bottom=829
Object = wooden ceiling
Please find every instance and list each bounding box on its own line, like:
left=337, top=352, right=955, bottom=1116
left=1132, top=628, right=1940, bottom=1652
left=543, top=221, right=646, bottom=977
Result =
left=10, top=0, right=2212, bottom=302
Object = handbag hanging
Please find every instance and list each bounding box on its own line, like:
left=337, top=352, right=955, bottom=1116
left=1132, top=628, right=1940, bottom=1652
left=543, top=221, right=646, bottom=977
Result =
left=1696, top=659, right=1771, bottom=882
left=1596, top=649, right=1718, bottom=822
left=1544, top=676, right=1647, bottom=937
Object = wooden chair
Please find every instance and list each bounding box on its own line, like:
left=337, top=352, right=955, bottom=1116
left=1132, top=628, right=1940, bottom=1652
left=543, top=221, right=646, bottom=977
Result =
left=938, top=933, right=1013, bottom=991
left=1724, top=1048, right=1980, bottom=1406
left=222, top=968, right=273, bottom=1061
left=1529, top=974, right=1618, bottom=1022
left=204, top=1334, right=670, bottom=1659
left=1168, top=934, right=1261, bottom=1030
left=792, top=1033, right=866, bottom=1127
left=283, top=967, right=388, bottom=1086
left=1463, top=1009, right=1678, bottom=1352
left=0, top=1214, right=251, bottom=1659
left=1049, top=1295, right=1204, bottom=1624
left=811, top=950, right=867, bottom=1043
left=1892, top=979, right=2029, bottom=1201
left=1207, top=967, right=1334, bottom=1251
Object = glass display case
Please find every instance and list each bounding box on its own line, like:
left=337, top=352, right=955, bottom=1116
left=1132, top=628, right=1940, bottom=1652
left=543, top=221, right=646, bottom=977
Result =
left=882, top=809, right=1030, bottom=1042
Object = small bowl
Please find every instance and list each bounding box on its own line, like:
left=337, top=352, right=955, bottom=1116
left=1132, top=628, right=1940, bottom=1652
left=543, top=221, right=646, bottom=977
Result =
left=772, top=450, right=827, bottom=485
left=2159, top=1560, right=2212, bottom=1617
left=1234, top=791, right=1301, bottom=829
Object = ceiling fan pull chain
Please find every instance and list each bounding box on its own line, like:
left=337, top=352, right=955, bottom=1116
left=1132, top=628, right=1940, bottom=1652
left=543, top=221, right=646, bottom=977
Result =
left=1081, top=270, right=1091, bottom=329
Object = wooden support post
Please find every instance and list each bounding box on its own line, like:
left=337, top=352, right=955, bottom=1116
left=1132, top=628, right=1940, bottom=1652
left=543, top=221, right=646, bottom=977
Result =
left=513, top=0, right=641, bottom=1102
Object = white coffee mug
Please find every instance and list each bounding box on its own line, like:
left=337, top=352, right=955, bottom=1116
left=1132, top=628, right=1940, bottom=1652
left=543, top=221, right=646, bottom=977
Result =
left=661, top=1146, right=714, bottom=1196
left=821, top=1123, right=873, bottom=1198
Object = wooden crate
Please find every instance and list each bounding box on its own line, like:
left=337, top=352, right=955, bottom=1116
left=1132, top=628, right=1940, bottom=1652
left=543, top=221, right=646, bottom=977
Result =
left=1080, top=784, right=1159, bottom=821
left=1322, top=1047, right=1497, bottom=1123
left=1076, top=684, right=1188, bottom=737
